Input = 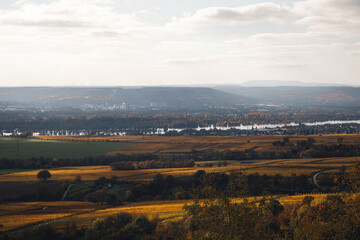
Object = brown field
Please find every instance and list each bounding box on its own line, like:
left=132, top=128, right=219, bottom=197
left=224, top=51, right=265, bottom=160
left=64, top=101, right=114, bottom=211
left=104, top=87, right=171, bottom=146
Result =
left=0, top=157, right=358, bottom=183
left=0, top=194, right=333, bottom=232
left=34, top=134, right=360, bottom=154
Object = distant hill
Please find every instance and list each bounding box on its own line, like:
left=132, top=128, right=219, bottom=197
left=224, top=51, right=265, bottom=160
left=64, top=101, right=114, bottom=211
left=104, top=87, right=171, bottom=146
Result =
left=0, top=86, right=359, bottom=109
left=0, top=87, right=245, bottom=108
left=238, top=80, right=342, bottom=87
left=215, top=86, right=360, bottom=106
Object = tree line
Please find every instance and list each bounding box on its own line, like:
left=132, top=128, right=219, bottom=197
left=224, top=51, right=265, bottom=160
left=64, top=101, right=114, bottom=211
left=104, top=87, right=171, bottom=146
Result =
left=1, top=111, right=359, bottom=131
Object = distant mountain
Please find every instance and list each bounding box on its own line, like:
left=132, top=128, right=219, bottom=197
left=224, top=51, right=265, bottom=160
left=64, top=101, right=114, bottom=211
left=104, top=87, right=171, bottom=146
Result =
left=215, top=86, right=360, bottom=106
left=238, top=80, right=343, bottom=87
left=0, top=86, right=359, bottom=110
left=0, top=87, right=245, bottom=108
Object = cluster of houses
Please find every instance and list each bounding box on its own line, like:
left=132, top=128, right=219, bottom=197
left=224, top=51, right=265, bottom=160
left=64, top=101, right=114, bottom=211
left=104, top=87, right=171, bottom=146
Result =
left=1, top=129, right=128, bottom=137
left=1, top=122, right=359, bottom=137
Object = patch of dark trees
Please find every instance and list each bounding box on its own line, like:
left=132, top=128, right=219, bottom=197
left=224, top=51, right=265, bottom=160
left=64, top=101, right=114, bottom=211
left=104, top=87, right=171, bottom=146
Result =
left=84, top=171, right=314, bottom=204
left=63, top=170, right=315, bottom=205
left=0, top=153, right=159, bottom=169
left=110, top=159, right=195, bottom=170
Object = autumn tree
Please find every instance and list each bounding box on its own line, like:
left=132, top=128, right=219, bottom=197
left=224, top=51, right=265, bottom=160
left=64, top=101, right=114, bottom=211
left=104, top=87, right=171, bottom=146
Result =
left=347, top=162, right=360, bottom=192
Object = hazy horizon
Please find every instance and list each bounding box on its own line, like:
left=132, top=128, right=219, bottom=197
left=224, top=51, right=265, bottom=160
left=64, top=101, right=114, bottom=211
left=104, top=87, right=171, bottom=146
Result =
left=0, top=80, right=358, bottom=88
left=0, top=0, right=359, bottom=87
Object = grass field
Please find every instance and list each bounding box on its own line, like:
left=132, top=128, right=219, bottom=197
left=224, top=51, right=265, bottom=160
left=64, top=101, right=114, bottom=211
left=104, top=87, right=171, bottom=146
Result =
left=0, top=137, right=133, bottom=158
left=0, top=193, right=332, bottom=232
left=0, top=157, right=358, bottom=183
left=68, top=182, right=95, bottom=197
left=35, top=134, right=360, bottom=155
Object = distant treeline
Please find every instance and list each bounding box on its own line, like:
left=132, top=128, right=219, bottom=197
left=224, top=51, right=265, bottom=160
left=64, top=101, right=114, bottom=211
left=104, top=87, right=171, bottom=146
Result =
left=1, top=111, right=360, bottom=131
left=0, top=154, right=158, bottom=169
left=110, top=159, right=195, bottom=170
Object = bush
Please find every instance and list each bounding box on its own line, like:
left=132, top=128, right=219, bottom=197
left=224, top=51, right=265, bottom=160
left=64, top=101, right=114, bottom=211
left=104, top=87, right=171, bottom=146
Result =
left=86, top=189, right=118, bottom=205
left=302, top=196, right=315, bottom=206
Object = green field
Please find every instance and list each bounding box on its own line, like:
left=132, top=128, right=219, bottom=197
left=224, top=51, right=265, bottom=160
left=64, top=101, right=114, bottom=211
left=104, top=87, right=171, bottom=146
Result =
left=68, top=182, right=95, bottom=197
left=0, top=137, right=133, bottom=158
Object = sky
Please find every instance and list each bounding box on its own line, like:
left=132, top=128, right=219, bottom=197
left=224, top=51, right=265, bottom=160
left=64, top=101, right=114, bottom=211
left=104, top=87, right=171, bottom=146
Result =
left=0, top=0, right=359, bottom=86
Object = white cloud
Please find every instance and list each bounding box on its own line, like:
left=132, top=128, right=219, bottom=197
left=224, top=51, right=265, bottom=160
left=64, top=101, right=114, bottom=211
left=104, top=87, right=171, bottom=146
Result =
left=160, top=57, right=216, bottom=66
left=170, top=2, right=295, bottom=27
left=295, top=0, right=360, bottom=16
left=246, top=32, right=355, bottom=46
left=294, top=0, right=360, bottom=33
left=0, top=0, right=139, bottom=31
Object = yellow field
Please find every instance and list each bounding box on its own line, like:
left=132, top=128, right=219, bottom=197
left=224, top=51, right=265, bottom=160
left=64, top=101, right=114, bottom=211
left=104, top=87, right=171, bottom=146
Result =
left=0, top=164, right=242, bottom=182
left=0, top=156, right=358, bottom=182
left=0, top=201, right=97, bottom=231
left=0, top=194, right=332, bottom=232
left=34, top=134, right=360, bottom=154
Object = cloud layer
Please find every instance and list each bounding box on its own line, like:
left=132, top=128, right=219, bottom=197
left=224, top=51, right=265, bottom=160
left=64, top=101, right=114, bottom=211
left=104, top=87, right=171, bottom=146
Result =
left=0, top=0, right=359, bottom=86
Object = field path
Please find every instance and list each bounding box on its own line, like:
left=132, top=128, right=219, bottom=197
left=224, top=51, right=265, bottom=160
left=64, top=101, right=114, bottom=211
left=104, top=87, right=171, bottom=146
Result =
left=61, top=184, right=74, bottom=201
left=313, top=170, right=328, bottom=191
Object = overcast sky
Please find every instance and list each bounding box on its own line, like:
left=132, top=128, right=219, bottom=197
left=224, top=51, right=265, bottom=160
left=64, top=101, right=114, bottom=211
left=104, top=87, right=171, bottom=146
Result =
left=0, top=0, right=359, bottom=86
